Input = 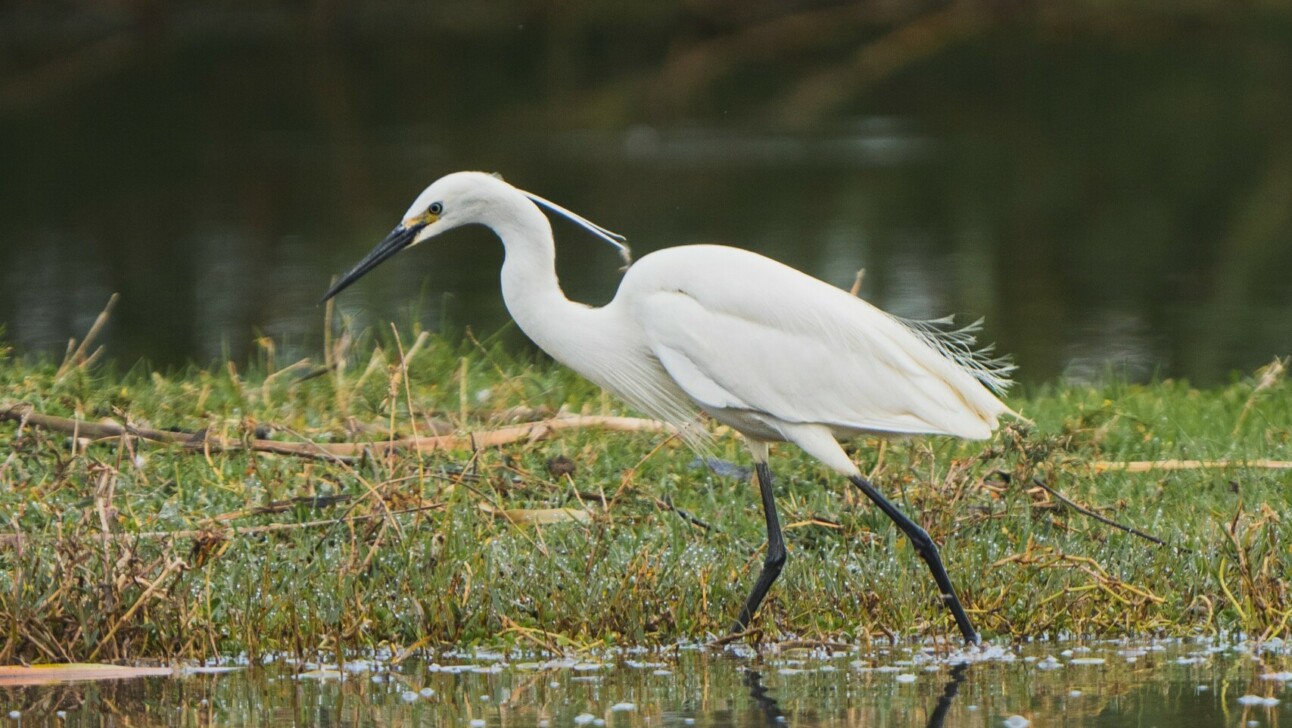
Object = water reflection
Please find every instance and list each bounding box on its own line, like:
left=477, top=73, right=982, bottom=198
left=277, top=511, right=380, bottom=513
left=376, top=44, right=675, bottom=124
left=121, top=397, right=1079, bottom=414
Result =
left=738, top=659, right=975, bottom=727
left=741, top=666, right=786, bottom=726
left=926, top=663, right=968, bottom=728
left=4, top=639, right=1292, bottom=726
left=1, top=8, right=1291, bottom=382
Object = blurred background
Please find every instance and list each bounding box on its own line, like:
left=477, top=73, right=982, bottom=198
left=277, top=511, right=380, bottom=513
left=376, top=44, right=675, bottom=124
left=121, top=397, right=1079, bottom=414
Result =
left=2, top=0, right=1290, bottom=384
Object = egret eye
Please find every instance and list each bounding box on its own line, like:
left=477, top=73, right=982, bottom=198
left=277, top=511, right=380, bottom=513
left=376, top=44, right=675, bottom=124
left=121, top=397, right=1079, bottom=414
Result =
left=428, top=202, right=443, bottom=216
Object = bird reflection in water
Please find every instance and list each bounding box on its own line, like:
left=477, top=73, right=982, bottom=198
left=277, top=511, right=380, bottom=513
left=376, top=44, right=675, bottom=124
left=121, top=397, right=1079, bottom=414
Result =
left=926, top=663, right=970, bottom=728
left=739, top=660, right=969, bottom=727
left=742, top=667, right=786, bottom=725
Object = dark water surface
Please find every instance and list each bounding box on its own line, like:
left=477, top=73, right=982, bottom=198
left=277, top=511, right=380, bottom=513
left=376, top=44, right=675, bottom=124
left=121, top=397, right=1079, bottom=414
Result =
left=4, top=639, right=1292, bottom=726
left=2, top=8, right=1291, bottom=383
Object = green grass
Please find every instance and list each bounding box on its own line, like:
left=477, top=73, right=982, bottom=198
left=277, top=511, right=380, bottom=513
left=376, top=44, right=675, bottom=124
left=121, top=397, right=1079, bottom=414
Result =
left=1, top=332, right=1290, bottom=663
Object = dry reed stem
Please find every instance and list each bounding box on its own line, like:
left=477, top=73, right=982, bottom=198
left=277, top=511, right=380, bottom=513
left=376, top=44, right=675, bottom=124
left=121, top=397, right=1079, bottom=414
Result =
left=1234, top=356, right=1286, bottom=435
left=55, top=293, right=118, bottom=381
left=477, top=503, right=592, bottom=525
left=849, top=268, right=866, bottom=296
left=0, top=404, right=675, bottom=460
left=1093, top=459, right=1292, bottom=472
left=392, top=325, right=427, bottom=484
left=88, top=557, right=188, bottom=661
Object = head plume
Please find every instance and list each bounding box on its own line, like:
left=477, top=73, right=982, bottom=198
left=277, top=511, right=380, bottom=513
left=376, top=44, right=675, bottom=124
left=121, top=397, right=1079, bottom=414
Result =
left=521, top=190, right=633, bottom=268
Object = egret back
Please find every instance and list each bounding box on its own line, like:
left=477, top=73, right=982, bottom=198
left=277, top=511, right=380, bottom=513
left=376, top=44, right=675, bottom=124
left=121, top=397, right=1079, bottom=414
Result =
left=618, top=245, right=1014, bottom=441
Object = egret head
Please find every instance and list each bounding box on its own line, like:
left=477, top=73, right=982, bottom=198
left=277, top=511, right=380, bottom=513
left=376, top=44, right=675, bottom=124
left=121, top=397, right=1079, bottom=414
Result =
left=320, top=172, right=506, bottom=302
left=321, top=171, right=631, bottom=303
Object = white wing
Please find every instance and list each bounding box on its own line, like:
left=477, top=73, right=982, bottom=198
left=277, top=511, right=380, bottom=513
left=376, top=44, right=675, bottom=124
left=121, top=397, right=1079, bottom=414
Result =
left=620, top=245, right=1013, bottom=441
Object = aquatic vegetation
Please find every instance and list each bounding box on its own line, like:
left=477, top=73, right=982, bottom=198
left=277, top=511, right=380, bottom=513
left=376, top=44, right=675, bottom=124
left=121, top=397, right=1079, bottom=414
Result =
left=0, top=333, right=1289, bottom=662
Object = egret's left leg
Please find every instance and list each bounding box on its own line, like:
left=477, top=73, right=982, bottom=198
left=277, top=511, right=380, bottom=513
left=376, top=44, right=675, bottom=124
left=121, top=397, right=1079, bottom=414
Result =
left=848, top=474, right=980, bottom=645
left=774, top=424, right=980, bottom=643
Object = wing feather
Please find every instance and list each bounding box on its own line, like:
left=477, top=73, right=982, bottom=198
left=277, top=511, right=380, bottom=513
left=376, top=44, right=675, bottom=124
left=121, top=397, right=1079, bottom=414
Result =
left=622, top=246, right=1012, bottom=440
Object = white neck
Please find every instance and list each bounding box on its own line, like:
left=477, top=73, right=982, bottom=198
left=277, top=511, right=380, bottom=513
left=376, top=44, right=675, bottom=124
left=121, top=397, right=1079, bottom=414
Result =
left=486, top=189, right=695, bottom=432
left=493, top=196, right=600, bottom=369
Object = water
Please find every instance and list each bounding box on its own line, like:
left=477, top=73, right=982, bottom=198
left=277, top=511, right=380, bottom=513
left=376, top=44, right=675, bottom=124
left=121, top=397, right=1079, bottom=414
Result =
left=5, top=639, right=1292, bottom=726
left=2, top=8, right=1291, bottom=383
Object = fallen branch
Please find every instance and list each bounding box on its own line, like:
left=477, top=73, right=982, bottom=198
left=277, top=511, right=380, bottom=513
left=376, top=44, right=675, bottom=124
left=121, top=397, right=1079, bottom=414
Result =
left=1031, top=477, right=1187, bottom=552
left=0, top=403, right=675, bottom=461
left=1093, top=459, right=1292, bottom=473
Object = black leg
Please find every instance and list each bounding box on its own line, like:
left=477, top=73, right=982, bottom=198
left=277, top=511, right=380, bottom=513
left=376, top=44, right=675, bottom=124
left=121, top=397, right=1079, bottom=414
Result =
left=742, top=667, right=786, bottom=725
left=848, top=474, right=980, bottom=645
left=731, top=462, right=787, bottom=633
left=926, top=663, right=969, bottom=728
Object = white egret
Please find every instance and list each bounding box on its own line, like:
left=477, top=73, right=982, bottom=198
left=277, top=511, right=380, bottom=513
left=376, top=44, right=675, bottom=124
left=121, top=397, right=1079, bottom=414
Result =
left=322, top=171, right=1017, bottom=645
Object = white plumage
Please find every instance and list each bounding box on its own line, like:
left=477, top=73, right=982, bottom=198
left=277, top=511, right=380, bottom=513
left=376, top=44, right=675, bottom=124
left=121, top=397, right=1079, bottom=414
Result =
left=322, top=170, right=1018, bottom=644
left=623, top=246, right=1010, bottom=436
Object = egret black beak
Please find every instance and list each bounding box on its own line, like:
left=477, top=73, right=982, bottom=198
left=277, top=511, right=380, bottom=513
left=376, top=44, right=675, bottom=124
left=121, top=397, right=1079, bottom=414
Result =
left=320, top=223, right=423, bottom=303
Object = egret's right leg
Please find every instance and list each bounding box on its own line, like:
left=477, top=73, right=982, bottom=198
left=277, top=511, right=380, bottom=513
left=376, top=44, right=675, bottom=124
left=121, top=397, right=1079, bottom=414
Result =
left=730, top=461, right=787, bottom=633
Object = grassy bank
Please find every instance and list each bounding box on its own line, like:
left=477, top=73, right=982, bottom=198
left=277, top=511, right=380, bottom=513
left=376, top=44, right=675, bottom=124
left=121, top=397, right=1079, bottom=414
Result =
left=1, top=331, right=1290, bottom=663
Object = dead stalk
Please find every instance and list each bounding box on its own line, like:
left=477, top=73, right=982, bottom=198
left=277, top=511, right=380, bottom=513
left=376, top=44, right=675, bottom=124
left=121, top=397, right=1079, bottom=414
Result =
left=88, top=557, right=188, bottom=661
left=56, top=293, right=118, bottom=381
